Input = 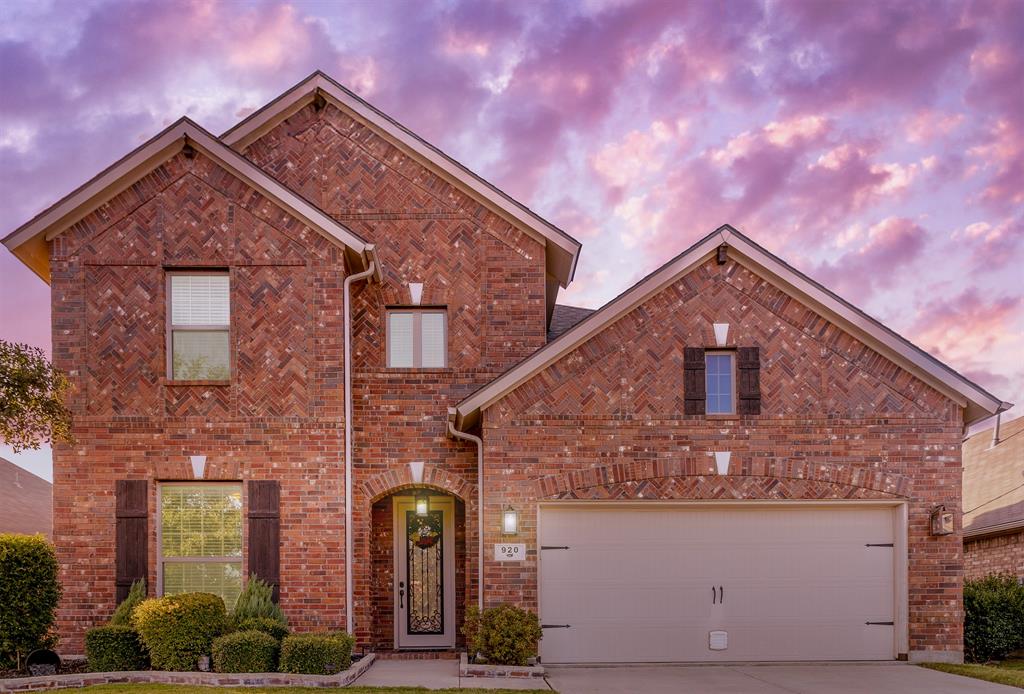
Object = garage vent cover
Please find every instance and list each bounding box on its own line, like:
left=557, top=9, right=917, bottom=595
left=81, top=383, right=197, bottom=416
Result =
left=709, top=631, right=728, bottom=650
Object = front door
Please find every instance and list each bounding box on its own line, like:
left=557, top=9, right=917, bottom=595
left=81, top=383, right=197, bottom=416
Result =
left=394, top=495, right=456, bottom=648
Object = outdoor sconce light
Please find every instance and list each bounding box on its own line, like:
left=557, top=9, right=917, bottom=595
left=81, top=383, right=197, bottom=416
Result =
left=415, top=491, right=430, bottom=517
left=502, top=506, right=519, bottom=535
left=190, top=455, right=206, bottom=479
left=930, top=504, right=954, bottom=536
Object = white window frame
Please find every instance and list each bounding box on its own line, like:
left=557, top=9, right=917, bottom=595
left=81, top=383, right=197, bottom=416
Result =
left=386, top=308, right=448, bottom=368
left=156, top=482, right=244, bottom=601
left=705, top=350, right=736, bottom=415
left=166, top=271, right=231, bottom=381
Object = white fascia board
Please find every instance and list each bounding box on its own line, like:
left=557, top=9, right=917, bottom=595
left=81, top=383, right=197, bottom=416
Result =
left=222, top=72, right=581, bottom=286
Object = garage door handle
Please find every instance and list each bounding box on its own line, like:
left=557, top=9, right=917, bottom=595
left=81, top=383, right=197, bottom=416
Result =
left=865, top=621, right=894, bottom=626
left=712, top=586, right=716, bottom=604
left=719, top=586, right=724, bottom=604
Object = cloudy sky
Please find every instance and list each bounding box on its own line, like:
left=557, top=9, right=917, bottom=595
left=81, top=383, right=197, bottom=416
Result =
left=1, top=0, right=1021, bottom=478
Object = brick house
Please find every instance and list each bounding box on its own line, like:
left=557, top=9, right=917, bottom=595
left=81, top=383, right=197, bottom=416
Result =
left=963, top=415, right=1024, bottom=580
left=2, top=72, right=1012, bottom=664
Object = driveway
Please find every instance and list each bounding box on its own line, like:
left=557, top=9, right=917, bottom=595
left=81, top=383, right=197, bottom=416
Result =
left=545, top=663, right=1016, bottom=693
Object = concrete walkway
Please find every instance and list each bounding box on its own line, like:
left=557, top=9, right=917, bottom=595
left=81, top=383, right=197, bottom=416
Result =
left=352, top=658, right=550, bottom=689
left=353, top=659, right=1016, bottom=692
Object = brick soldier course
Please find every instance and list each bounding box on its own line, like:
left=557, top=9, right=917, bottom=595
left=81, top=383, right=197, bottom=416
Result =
left=2, top=71, right=1010, bottom=664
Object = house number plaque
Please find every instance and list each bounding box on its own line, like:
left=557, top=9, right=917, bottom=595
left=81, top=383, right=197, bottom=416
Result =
left=494, top=543, right=526, bottom=561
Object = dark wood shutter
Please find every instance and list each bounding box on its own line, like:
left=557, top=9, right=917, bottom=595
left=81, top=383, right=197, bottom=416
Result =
left=737, top=346, right=761, bottom=415
left=115, top=480, right=148, bottom=604
left=247, top=480, right=281, bottom=601
left=683, top=347, right=706, bottom=415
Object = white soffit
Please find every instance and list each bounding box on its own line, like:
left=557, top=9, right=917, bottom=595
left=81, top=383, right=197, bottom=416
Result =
left=453, top=225, right=1010, bottom=430
left=221, top=71, right=582, bottom=287
left=1, top=118, right=371, bottom=283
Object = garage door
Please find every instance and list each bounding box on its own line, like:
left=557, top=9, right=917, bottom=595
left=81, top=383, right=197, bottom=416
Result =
left=538, top=504, right=896, bottom=663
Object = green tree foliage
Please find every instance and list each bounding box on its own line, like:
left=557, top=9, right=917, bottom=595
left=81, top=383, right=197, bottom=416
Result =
left=964, top=574, right=1024, bottom=662
left=110, top=579, right=147, bottom=627
left=0, top=533, right=62, bottom=669
left=0, top=340, right=74, bottom=452
left=232, top=575, right=286, bottom=626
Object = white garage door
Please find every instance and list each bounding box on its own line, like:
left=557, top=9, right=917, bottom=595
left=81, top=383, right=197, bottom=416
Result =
left=539, top=504, right=896, bottom=663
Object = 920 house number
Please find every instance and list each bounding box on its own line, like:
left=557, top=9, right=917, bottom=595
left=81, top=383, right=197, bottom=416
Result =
left=494, top=543, right=526, bottom=561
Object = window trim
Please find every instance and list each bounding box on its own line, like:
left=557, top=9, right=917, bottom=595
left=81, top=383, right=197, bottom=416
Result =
left=705, top=350, right=737, bottom=415
left=156, top=482, right=244, bottom=600
left=386, top=307, right=448, bottom=368
left=165, top=270, right=232, bottom=382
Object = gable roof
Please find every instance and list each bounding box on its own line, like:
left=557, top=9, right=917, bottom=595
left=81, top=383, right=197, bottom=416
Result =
left=548, top=304, right=596, bottom=341
left=452, top=225, right=1012, bottom=432
left=963, top=416, right=1024, bottom=539
left=0, top=458, right=52, bottom=537
left=221, top=71, right=581, bottom=288
left=2, top=117, right=376, bottom=283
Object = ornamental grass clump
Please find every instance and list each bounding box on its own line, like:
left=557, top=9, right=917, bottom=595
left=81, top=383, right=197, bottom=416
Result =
left=231, top=575, right=286, bottom=627
left=0, top=533, right=62, bottom=670
left=131, top=592, right=229, bottom=671
left=463, top=604, right=542, bottom=666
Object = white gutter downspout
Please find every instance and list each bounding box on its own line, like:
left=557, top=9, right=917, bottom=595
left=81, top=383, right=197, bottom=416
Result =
left=448, top=409, right=484, bottom=611
left=344, top=251, right=377, bottom=635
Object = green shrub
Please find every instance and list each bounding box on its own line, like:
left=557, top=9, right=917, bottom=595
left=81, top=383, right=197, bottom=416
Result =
left=0, top=533, right=62, bottom=669
left=278, top=633, right=354, bottom=675
left=232, top=575, right=286, bottom=626
left=212, top=630, right=278, bottom=673
left=964, top=574, right=1024, bottom=662
left=85, top=625, right=149, bottom=672
left=236, top=617, right=290, bottom=642
left=131, top=592, right=229, bottom=671
left=110, top=579, right=147, bottom=627
left=462, top=604, right=542, bottom=666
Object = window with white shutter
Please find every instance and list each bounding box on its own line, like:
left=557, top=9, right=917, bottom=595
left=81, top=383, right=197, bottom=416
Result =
left=168, top=273, right=230, bottom=380
left=387, top=309, right=447, bottom=368
left=158, top=483, right=243, bottom=608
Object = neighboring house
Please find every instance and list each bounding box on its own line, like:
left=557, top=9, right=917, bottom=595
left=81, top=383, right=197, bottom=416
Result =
left=963, top=416, right=1024, bottom=580
left=1, top=71, right=1012, bottom=664
left=0, top=457, right=52, bottom=537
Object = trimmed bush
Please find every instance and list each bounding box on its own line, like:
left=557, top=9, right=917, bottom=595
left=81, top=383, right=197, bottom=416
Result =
left=0, top=533, right=62, bottom=669
left=110, top=579, right=147, bottom=627
left=85, top=625, right=149, bottom=672
left=278, top=633, right=354, bottom=675
left=236, top=617, right=290, bottom=642
left=462, top=604, right=542, bottom=666
left=232, top=575, right=286, bottom=626
left=965, top=574, right=1024, bottom=662
left=131, top=592, right=230, bottom=671
left=212, top=630, right=278, bottom=673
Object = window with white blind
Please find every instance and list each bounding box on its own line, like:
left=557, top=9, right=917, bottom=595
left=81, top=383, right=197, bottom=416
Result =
left=159, top=484, right=243, bottom=608
left=387, top=309, right=447, bottom=368
left=168, top=273, right=230, bottom=380
left=705, top=352, right=735, bottom=414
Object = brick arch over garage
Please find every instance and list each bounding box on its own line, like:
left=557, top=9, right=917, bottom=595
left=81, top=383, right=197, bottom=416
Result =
left=534, top=458, right=912, bottom=501
left=362, top=465, right=476, bottom=506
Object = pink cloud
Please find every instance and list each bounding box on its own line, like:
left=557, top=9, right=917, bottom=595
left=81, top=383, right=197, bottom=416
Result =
left=909, top=288, right=1022, bottom=368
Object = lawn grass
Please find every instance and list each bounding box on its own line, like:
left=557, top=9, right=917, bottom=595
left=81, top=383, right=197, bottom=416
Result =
left=921, top=661, right=1024, bottom=689
left=70, top=685, right=552, bottom=693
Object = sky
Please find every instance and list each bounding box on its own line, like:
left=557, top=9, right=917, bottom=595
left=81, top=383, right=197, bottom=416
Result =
left=1, top=0, right=1021, bottom=480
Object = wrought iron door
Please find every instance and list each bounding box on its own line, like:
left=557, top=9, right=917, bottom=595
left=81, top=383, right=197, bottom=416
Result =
left=394, top=496, right=455, bottom=648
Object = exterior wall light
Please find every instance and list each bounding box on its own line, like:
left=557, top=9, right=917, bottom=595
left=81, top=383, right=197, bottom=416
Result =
left=502, top=506, right=519, bottom=535
left=930, top=504, right=954, bottom=536
left=415, top=491, right=430, bottom=517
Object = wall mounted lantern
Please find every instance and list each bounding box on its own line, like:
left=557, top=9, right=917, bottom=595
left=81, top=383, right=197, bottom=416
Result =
left=415, top=490, right=430, bottom=517
left=502, top=506, right=519, bottom=535
left=930, top=504, right=954, bottom=536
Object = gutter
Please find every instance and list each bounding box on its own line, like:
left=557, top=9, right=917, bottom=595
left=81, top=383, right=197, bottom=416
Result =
left=447, top=408, right=484, bottom=611
left=344, top=247, right=379, bottom=635
left=964, top=520, right=1024, bottom=540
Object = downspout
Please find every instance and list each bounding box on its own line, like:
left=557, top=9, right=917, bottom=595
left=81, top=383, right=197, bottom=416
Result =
left=344, top=249, right=378, bottom=635
left=448, top=409, right=484, bottom=611
left=991, top=412, right=1002, bottom=448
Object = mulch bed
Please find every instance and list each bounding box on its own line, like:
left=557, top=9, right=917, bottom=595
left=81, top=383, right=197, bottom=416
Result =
left=0, top=658, right=87, bottom=679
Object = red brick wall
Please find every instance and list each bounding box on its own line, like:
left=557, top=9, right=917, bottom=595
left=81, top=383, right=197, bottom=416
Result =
left=482, top=257, right=965, bottom=660
left=965, top=531, right=1024, bottom=580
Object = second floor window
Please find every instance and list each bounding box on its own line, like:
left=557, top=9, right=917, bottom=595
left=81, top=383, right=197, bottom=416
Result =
left=387, top=309, right=447, bottom=368
left=169, top=273, right=230, bottom=381
left=705, top=352, right=735, bottom=414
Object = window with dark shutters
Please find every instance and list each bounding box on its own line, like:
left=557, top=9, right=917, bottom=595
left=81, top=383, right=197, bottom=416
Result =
left=115, top=480, right=148, bottom=604
left=683, top=347, right=706, bottom=415
left=737, top=346, right=762, bottom=415
left=247, top=480, right=281, bottom=601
